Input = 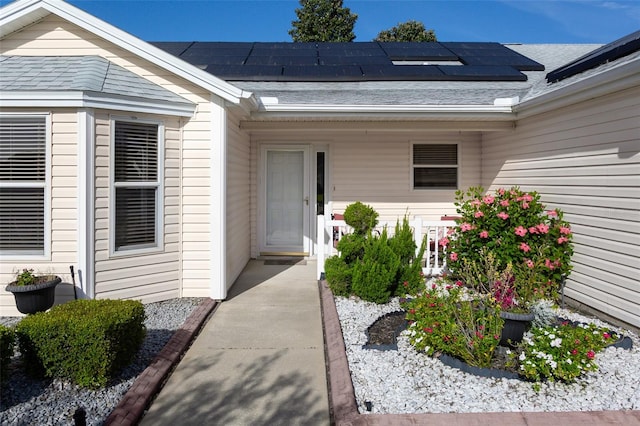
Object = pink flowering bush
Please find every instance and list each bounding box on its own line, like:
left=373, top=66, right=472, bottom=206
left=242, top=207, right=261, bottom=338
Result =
left=445, top=186, right=574, bottom=303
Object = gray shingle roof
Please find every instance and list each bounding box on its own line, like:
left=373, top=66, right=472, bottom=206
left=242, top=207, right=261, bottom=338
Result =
left=0, top=55, right=193, bottom=105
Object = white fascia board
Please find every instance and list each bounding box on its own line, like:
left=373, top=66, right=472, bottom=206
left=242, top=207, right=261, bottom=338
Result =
left=0, top=0, right=256, bottom=108
left=0, top=91, right=196, bottom=117
left=515, top=56, right=640, bottom=119
left=254, top=103, right=515, bottom=120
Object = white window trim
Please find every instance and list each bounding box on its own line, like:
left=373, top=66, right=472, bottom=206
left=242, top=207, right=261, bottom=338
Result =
left=410, top=141, right=460, bottom=191
left=109, top=116, right=164, bottom=257
left=0, top=113, right=51, bottom=260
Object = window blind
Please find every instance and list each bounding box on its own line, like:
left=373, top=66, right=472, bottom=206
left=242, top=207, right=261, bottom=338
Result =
left=412, top=143, right=458, bottom=189
left=0, top=116, right=47, bottom=253
left=114, top=121, right=159, bottom=251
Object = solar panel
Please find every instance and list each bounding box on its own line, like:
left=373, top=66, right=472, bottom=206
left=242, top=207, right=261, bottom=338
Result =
left=150, top=42, right=192, bottom=56
left=438, top=65, right=526, bottom=81
left=153, top=41, right=545, bottom=82
left=547, top=30, right=640, bottom=82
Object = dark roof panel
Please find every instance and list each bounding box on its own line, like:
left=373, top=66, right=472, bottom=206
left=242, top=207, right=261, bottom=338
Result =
left=151, top=41, right=544, bottom=82
left=546, top=30, right=640, bottom=82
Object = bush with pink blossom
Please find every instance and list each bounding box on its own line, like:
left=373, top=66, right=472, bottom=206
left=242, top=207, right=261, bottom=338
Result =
left=444, top=186, right=574, bottom=304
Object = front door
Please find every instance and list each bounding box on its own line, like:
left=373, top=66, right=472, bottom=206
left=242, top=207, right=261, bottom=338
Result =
left=261, top=146, right=310, bottom=255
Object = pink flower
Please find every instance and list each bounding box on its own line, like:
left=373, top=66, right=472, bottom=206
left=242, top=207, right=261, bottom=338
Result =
left=528, top=226, right=539, bottom=234
left=497, top=188, right=506, bottom=196
left=497, top=211, right=509, bottom=220
left=525, top=259, right=535, bottom=268
left=560, top=226, right=572, bottom=235
left=479, top=230, right=489, bottom=238
left=571, top=349, right=578, bottom=355
left=460, top=223, right=473, bottom=232
left=536, top=223, right=549, bottom=234
left=500, top=200, right=510, bottom=207
left=546, top=210, right=558, bottom=217
left=557, top=236, right=569, bottom=244
left=439, top=237, right=449, bottom=247
left=522, top=193, right=533, bottom=202
left=455, top=280, right=463, bottom=287
left=519, top=242, right=531, bottom=252
left=514, top=226, right=528, bottom=237
left=483, top=195, right=495, bottom=204
left=521, top=202, right=530, bottom=209
left=424, top=327, right=433, bottom=334
left=471, top=199, right=482, bottom=207
left=449, top=252, right=458, bottom=261
left=587, top=350, right=595, bottom=360
left=545, top=259, right=555, bottom=270
left=603, top=333, right=611, bottom=340
left=474, top=211, right=484, bottom=218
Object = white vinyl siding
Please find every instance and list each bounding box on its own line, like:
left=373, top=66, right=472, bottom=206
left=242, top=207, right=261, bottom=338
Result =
left=411, top=143, right=459, bottom=189
left=482, top=86, right=640, bottom=328
left=95, top=113, right=181, bottom=303
left=111, top=120, right=163, bottom=254
left=0, top=115, right=50, bottom=256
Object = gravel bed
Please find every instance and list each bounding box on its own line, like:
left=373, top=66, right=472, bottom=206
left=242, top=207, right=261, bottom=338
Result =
left=335, top=295, right=640, bottom=414
left=0, top=298, right=204, bottom=426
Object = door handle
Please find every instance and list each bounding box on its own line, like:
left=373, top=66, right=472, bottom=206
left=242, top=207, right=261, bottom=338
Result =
left=304, top=196, right=309, bottom=206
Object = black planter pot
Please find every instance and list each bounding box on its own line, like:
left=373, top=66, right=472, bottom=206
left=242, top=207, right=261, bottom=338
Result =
left=6, top=276, right=61, bottom=314
left=500, top=310, right=534, bottom=346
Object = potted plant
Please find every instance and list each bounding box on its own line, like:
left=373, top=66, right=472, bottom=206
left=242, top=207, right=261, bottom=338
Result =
left=5, top=269, right=61, bottom=314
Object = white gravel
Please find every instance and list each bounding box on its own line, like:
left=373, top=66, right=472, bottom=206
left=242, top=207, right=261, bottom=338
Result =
left=335, top=295, right=640, bottom=414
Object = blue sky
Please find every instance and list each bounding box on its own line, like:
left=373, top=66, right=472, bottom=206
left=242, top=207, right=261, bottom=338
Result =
left=3, top=0, right=640, bottom=43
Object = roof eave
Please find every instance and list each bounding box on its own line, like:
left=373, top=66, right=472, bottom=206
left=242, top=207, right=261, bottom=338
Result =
left=0, top=91, right=196, bottom=117
left=0, top=0, right=255, bottom=107
left=515, top=55, right=640, bottom=119
left=251, top=103, right=515, bottom=121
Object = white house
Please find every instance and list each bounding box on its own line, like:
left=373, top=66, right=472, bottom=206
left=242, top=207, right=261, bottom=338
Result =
left=1, top=0, right=638, bottom=329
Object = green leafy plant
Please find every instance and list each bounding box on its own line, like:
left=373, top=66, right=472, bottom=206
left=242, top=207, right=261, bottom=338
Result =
left=510, top=322, right=614, bottom=383
left=390, top=217, right=427, bottom=296
left=403, top=280, right=504, bottom=368
left=11, top=269, right=56, bottom=287
left=324, top=255, right=352, bottom=296
left=0, top=324, right=15, bottom=383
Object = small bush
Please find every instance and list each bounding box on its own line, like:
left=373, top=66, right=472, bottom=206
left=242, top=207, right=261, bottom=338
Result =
left=343, top=201, right=378, bottom=235
left=336, top=233, right=366, bottom=264
left=351, top=229, right=400, bottom=304
left=0, top=325, right=15, bottom=383
left=16, top=299, right=146, bottom=388
left=324, top=256, right=352, bottom=296
left=390, top=217, right=427, bottom=296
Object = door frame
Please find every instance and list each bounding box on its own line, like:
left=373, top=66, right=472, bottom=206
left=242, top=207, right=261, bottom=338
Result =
left=258, top=144, right=312, bottom=256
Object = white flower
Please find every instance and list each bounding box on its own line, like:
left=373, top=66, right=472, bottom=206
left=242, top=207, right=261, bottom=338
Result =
left=550, top=338, right=562, bottom=347
left=566, top=359, right=572, bottom=365
left=548, top=333, right=556, bottom=339
left=519, top=352, right=526, bottom=361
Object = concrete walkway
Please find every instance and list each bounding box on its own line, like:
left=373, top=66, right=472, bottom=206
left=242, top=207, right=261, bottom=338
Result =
left=140, top=259, right=330, bottom=426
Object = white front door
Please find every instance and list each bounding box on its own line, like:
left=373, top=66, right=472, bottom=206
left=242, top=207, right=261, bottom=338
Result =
left=261, top=146, right=310, bottom=255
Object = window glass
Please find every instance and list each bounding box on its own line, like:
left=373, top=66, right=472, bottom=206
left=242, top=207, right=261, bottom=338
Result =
left=114, top=121, right=159, bottom=251
left=0, top=116, right=47, bottom=254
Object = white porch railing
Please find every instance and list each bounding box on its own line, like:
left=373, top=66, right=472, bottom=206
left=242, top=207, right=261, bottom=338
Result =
left=316, top=215, right=457, bottom=280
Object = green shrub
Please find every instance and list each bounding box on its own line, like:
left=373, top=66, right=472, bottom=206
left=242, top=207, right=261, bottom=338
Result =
left=390, top=217, right=427, bottom=296
left=336, top=233, right=366, bottom=264
left=16, top=299, right=146, bottom=388
left=324, top=255, right=352, bottom=296
left=343, top=201, right=378, bottom=235
left=0, top=324, right=15, bottom=383
left=351, top=229, right=400, bottom=304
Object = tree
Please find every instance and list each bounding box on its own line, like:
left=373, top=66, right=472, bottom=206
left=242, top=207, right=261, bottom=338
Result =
left=289, top=0, right=358, bottom=42
left=375, top=20, right=437, bottom=42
